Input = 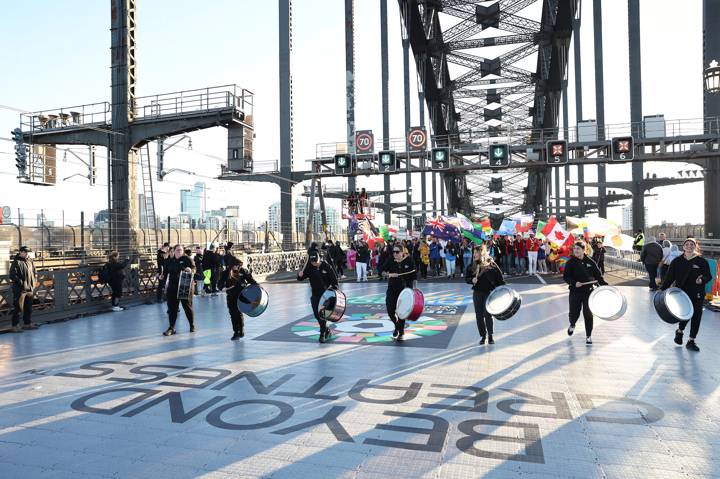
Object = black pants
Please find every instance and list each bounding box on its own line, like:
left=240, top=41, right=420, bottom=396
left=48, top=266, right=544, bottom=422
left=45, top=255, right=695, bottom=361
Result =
left=227, top=293, right=245, bottom=334
left=679, top=297, right=704, bottom=339
left=386, top=290, right=405, bottom=336
left=472, top=290, right=493, bottom=337
left=156, top=276, right=165, bottom=303
left=110, top=281, right=122, bottom=307
left=311, top=295, right=328, bottom=334
left=335, top=261, right=344, bottom=276
left=645, top=263, right=659, bottom=290
left=12, top=291, right=33, bottom=327
left=419, top=262, right=428, bottom=279
left=569, top=289, right=593, bottom=337
left=167, top=289, right=194, bottom=329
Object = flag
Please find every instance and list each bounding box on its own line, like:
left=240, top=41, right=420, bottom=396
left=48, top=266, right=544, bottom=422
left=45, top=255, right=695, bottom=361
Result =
left=497, top=219, right=517, bottom=236
left=512, top=214, right=534, bottom=233
left=379, top=224, right=398, bottom=240
left=479, top=218, right=492, bottom=235
left=455, top=213, right=474, bottom=231
left=541, top=216, right=573, bottom=248
left=462, top=229, right=484, bottom=245
left=536, top=220, right=547, bottom=240
left=423, top=216, right=461, bottom=240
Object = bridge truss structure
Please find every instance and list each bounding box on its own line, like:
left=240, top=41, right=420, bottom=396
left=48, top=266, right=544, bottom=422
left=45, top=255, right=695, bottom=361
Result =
left=399, top=0, right=576, bottom=217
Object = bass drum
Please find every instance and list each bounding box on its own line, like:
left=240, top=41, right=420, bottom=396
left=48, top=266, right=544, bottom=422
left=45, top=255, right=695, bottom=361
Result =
left=319, top=288, right=347, bottom=322
left=653, top=287, right=694, bottom=324
left=396, top=288, right=425, bottom=321
left=485, top=285, right=521, bottom=321
left=237, top=284, right=269, bottom=317
left=588, top=286, right=627, bottom=321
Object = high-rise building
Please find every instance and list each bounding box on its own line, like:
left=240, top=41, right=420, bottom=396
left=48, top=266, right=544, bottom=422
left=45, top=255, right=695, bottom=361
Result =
left=180, top=182, right=206, bottom=220
left=268, top=201, right=341, bottom=236
left=622, top=206, right=648, bottom=232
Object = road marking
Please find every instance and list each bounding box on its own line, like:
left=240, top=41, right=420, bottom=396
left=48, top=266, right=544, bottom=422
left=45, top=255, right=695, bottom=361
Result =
left=535, top=273, right=547, bottom=285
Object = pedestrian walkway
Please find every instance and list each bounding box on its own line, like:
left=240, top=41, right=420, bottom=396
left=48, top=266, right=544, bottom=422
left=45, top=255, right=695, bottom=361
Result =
left=0, top=282, right=718, bottom=478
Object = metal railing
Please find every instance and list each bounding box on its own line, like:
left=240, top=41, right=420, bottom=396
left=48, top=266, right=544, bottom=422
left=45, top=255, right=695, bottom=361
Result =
left=132, top=85, right=254, bottom=122
left=0, top=250, right=307, bottom=327
left=20, top=102, right=111, bottom=132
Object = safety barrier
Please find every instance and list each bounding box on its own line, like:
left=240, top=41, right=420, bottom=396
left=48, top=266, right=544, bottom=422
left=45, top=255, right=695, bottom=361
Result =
left=0, top=250, right=308, bottom=328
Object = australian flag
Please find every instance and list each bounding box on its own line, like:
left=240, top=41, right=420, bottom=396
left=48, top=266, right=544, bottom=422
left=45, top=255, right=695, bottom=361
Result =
left=422, top=216, right=461, bottom=241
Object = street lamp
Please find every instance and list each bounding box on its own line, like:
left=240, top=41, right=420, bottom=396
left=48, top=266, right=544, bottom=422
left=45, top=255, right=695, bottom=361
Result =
left=704, top=60, right=720, bottom=95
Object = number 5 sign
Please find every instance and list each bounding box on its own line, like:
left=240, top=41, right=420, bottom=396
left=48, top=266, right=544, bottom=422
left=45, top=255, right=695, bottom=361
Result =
left=355, top=130, right=374, bottom=154
left=407, top=126, right=427, bottom=152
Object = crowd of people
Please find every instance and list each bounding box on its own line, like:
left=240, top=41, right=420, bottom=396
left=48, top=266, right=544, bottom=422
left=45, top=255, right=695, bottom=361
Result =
left=333, top=234, right=608, bottom=282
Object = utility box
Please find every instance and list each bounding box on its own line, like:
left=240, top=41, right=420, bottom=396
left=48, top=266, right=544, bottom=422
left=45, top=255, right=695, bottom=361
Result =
left=577, top=120, right=598, bottom=142
left=227, top=123, right=253, bottom=172
left=644, top=114, right=666, bottom=138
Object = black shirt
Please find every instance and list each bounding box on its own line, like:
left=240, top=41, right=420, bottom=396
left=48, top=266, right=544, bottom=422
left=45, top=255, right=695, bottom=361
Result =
left=165, top=255, right=195, bottom=290
left=382, top=256, right=416, bottom=293
left=660, top=254, right=712, bottom=300
left=219, top=267, right=257, bottom=297
left=298, top=260, right=338, bottom=297
left=563, top=255, right=607, bottom=292
left=465, top=262, right=505, bottom=293
left=357, top=245, right=370, bottom=263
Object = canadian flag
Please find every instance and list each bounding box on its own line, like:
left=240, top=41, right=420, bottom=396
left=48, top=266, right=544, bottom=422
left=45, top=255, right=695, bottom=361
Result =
left=541, top=216, right=574, bottom=248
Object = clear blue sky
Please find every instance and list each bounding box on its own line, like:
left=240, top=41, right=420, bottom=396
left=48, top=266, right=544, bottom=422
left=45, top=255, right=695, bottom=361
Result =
left=0, top=0, right=707, bottom=228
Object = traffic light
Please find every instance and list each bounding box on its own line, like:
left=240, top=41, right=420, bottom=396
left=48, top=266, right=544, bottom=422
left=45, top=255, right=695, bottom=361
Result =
left=334, top=154, right=353, bottom=175
left=545, top=140, right=568, bottom=164
left=611, top=136, right=634, bottom=161
left=430, top=147, right=450, bottom=170
left=11, top=128, right=27, bottom=176
left=377, top=150, right=396, bottom=173
left=489, top=144, right=510, bottom=167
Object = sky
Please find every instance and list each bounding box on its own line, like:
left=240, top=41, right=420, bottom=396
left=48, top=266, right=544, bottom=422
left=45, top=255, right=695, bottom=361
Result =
left=0, top=0, right=708, bottom=229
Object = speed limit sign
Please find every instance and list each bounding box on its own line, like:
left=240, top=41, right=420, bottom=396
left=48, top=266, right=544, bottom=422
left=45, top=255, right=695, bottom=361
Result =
left=407, top=126, right=427, bottom=152
left=355, top=130, right=374, bottom=154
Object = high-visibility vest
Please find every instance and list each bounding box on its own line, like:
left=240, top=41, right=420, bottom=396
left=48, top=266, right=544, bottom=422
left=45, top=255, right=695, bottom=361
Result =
left=634, top=234, right=645, bottom=247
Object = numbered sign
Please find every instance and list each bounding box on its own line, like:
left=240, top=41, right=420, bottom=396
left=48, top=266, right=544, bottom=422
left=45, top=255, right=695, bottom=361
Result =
left=355, top=130, right=374, bottom=154
left=407, top=126, right=428, bottom=152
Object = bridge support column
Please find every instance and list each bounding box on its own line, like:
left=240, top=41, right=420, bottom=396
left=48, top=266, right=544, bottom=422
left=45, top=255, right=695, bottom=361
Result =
left=110, top=0, right=138, bottom=257
left=704, top=0, right=720, bottom=238
left=629, top=0, right=645, bottom=232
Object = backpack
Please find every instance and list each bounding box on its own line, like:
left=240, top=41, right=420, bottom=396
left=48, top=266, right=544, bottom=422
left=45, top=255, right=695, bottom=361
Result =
left=99, top=264, right=110, bottom=284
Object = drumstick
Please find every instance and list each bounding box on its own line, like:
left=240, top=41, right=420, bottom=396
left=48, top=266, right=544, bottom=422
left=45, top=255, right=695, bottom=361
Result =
left=578, top=280, right=598, bottom=286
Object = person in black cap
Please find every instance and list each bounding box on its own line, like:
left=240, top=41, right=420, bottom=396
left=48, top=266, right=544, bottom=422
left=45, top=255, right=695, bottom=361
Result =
left=9, top=246, right=38, bottom=333
left=660, top=237, right=712, bottom=352
left=219, top=252, right=257, bottom=340
left=202, top=244, right=220, bottom=295
left=297, top=251, right=338, bottom=343
left=155, top=243, right=169, bottom=303
left=382, top=245, right=416, bottom=341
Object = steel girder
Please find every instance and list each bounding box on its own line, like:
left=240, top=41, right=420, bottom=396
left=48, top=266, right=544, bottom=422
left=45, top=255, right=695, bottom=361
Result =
left=399, top=0, right=576, bottom=219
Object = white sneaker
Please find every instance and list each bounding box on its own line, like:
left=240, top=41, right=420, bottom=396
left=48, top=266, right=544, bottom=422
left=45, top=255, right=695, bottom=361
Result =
left=586, top=337, right=593, bottom=345
left=112, top=306, right=123, bottom=312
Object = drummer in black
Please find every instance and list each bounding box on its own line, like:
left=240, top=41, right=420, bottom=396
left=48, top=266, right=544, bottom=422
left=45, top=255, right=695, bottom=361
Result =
left=219, top=253, right=257, bottom=341
left=382, top=245, right=416, bottom=341
left=659, top=237, right=713, bottom=352
left=163, top=244, right=196, bottom=336
left=465, top=243, right=505, bottom=345
left=563, top=241, right=607, bottom=345
left=297, top=251, right=338, bottom=343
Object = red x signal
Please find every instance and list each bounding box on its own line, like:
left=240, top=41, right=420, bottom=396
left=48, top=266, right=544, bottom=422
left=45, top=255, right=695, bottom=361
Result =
left=617, top=140, right=630, bottom=152
left=551, top=144, right=564, bottom=155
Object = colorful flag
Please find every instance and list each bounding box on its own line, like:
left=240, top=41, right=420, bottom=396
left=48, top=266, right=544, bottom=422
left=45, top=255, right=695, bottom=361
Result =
left=541, top=216, right=574, bottom=248
left=536, top=220, right=547, bottom=239
left=423, top=216, right=461, bottom=240
left=497, top=219, right=517, bottom=236
left=512, top=214, right=535, bottom=233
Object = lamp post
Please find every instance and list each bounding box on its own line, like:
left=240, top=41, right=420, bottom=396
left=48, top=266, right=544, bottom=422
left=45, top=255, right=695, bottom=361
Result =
left=704, top=60, right=720, bottom=95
